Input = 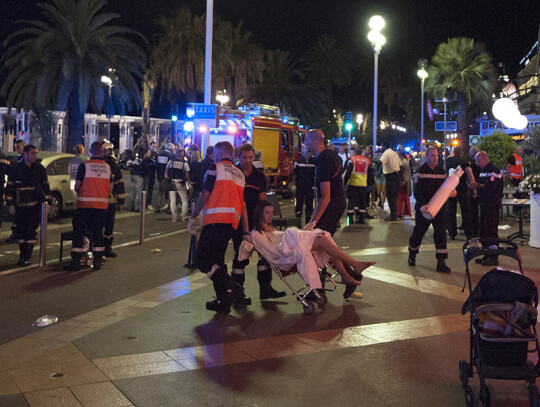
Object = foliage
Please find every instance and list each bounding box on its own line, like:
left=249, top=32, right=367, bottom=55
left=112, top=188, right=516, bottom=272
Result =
left=523, top=126, right=540, bottom=155
left=520, top=174, right=540, bottom=195
left=1, top=0, right=147, bottom=151
left=30, top=108, right=55, bottom=150
left=425, top=37, right=498, bottom=148
left=477, top=131, right=516, bottom=169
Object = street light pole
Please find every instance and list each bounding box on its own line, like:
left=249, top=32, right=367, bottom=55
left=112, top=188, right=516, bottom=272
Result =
left=443, top=97, right=448, bottom=170
left=101, top=75, right=113, bottom=141
left=367, top=15, right=385, bottom=152
left=417, top=59, right=428, bottom=154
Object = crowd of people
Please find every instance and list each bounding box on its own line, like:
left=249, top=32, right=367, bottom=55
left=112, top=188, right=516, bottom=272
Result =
left=0, top=130, right=520, bottom=313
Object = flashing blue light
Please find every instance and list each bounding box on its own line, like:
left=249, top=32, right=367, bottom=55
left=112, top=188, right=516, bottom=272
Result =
left=405, top=147, right=411, bottom=152
left=171, top=115, right=178, bottom=122
left=299, top=125, right=304, bottom=129
left=186, top=107, right=195, bottom=118
left=281, top=118, right=288, bottom=123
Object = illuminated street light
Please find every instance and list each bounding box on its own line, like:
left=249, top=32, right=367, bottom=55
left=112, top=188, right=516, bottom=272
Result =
left=417, top=59, right=428, bottom=153
left=101, top=73, right=113, bottom=140
left=368, top=15, right=385, bottom=152
left=216, top=89, right=229, bottom=106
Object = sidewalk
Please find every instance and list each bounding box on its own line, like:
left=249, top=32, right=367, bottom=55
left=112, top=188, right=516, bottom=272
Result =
left=1, top=202, right=539, bottom=406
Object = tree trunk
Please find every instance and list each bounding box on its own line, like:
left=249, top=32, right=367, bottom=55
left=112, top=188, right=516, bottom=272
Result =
left=66, top=91, right=85, bottom=153
left=457, top=91, right=469, bottom=151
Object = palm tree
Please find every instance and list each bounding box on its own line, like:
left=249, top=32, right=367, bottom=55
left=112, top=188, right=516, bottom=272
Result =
left=303, top=34, right=354, bottom=108
left=149, top=7, right=205, bottom=103
left=425, top=37, right=497, bottom=148
left=1, top=0, right=147, bottom=151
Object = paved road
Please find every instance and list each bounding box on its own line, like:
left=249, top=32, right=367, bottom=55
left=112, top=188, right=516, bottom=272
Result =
left=0, top=195, right=538, bottom=406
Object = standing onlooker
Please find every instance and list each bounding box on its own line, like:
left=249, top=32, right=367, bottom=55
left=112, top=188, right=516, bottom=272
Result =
left=343, top=146, right=371, bottom=224
left=0, top=151, right=10, bottom=236
left=155, top=142, right=174, bottom=212
left=445, top=146, right=477, bottom=240
left=6, top=140, right=26, bottom=244
left=102, top=141, right=125, bottom=258
left=6, top=144, right=51, bottom=266
left=64, top=142, right=111, bottom=272
left=475, top=152, right=503, bottom=266
left=188, top=141, right=249, bottom=312
left=408, top=147, right=454, bottom=272
left=468, top=146, right=481, bottom=238
left=379, top=142, right=401, bottom=221
left=253, top=150, right=264, bottom=170
left=165, top=149, right=190, bottom=222
left=396, top=150, right=412, bottom=218
left=337, top=144, right=348, bottom=170
left=188, top=150, right=203, bottom=204
left=294, top=145, right=315, bottom=225
left=128, top=147, right=146, bottom=212
left=68, top=144, right=89, bottom=206
left=507, top=145, right=524, bottom=186
left=142, top=140, right=157, bottom=211
left=200, top=146, right=214, bottom=180
left=371, top=150, right=386, bottom=209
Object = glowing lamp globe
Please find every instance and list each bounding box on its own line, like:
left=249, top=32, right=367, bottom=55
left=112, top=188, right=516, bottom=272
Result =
left=369, top=15, right=385, bottom=31
left=492, top=98, right=516, bottom=121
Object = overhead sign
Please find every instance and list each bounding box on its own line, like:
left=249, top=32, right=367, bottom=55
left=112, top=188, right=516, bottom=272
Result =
left=435, top=121, right=457, bottom=132
left=479, top=115, right=540, bottom=136
left=426, top=100, right=433, bottom=122
left=191, top=103, right=219, bottom=129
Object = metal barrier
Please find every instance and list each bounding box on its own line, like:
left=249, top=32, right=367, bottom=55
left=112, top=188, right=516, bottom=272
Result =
left=39, top=202, right=48, bottom=267
left=139, top=191, right=146, bottom=244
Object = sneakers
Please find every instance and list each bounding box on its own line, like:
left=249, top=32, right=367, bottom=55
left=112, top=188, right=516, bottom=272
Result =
left=147, top=205, right=155, bottom=211
left=171, top=218, right=177, bottom=222
left=436, top=259, right=451, bottom=272
left=160, top=204, right=169, bottom=211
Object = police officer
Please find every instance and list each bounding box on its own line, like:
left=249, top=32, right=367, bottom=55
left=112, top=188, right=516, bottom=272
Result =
left=445, top=146, right=477, bottom=240
left=102, top=141, right=125, bottom=258
left=294, top=145, right=315, bottom=225
left=475, top=151, right=503, bottom=266
left=343, top=146, right=371, bottom=224
left=143, top=140, right=157, bottom=210
left=188, top=141, right=250, bottom=312
left=6, top=144, right=51, bottom=266
left=6, top=140, right=27, bottom=244
left=64, top=142, right=111, bottom=272
left=408, top=147, right=455, bottom=272
left=155, top=142, right=174, bottom=212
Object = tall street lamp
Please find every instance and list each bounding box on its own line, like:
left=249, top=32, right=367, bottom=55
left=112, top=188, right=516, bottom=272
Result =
left=417, top=59, right=428, bottom=154
left=368, top=15, right=385, bottom=152
left=100, top=75, right=113, bottom=140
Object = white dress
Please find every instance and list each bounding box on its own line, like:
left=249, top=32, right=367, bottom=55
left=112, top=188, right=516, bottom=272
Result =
left=250, top=227, right=333, bottom=289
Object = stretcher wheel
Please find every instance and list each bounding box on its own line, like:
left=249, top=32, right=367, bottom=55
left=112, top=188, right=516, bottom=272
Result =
left=459, top=360, right=469, bottom=387
left=303, top=301, right=315, bottom=314
left=529, top=383, right=538, bottom=407
left=315, top=294, right=327, bottom=305
left=480, top=383, right=494, bottom=407
left=465, top=384, right=479, bottom=407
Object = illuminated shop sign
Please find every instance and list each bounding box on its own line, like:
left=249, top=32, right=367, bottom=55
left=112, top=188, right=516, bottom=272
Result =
left=479, top=115, right=540, bottom=136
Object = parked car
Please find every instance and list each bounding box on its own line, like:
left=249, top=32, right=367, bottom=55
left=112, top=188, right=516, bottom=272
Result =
left=5, top=151, right=76, bottom=221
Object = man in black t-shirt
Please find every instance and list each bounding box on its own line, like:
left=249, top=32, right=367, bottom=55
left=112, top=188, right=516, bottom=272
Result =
left=304, top=129, right=346, bottom=236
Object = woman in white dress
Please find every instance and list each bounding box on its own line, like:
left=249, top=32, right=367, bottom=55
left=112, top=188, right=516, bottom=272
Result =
left=249, top=200, right=374, bottom=292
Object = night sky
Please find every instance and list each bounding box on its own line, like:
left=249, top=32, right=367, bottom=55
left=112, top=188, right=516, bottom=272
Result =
left=1, top=0, right=539, bottom=100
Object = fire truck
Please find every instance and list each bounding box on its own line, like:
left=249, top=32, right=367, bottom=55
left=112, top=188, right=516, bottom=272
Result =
left=191, top=104, right=307, bottom=197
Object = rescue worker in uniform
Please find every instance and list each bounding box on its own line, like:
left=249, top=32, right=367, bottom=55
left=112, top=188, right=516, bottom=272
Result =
left=231, top=143, right=285, bottom=303
left=475, top=151, right=503, bottom=266
left=102, top=141, right=125, bottom=258
left=6, top=144, right=51, bottom=266
left=408, top=147, right=456, bottom=272
left=507, top=146, right=524, bottom=187
left=188, top=141, right=250, bottom=312
left=64, top=142, right=111, bottom=272
left=6, top=140, right=27, bottom=244
left=445, top=146, right=477, bottom=240
left=294, top=145, right=315, bottom=225
left=343, top=146, right=371, bottom=224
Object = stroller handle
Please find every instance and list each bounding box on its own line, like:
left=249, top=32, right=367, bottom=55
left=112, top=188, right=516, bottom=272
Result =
left=463, top=238, right=522, bottom=267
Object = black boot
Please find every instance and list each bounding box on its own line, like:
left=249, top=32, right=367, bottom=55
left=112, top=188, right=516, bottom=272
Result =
left=257, top=265, right=286, bottom=300
left=436, top=258, right=451, bottom=272
left=348, top=214, right=355, bottom=225
left=356, top=212, right=366, bottom=224
left=408, top=251, right=416, bottom=266
left=17, top=243, right=31, bottom=266
left=104, top=237, right=116, bottom=258
left=207, top=267, right=244, bottom=312
left=231, top=272, right=252, bottom=306
left=93, top=252, right=103, bottom=271
left=64, top=252, right=82, bottom=272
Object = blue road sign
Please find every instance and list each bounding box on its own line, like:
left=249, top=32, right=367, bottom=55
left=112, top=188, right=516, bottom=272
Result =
left=435, top=121, right=457, bottom=131
left=192, top=104, right=217, bottom=119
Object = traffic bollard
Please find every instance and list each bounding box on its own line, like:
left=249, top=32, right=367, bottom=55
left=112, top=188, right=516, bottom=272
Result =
left=39, top=202, right=48, bottom=267
left=139, top=191, right=146, bottom=245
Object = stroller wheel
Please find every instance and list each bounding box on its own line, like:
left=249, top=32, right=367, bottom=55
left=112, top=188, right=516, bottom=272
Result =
left=480, top=383, right=495, bottom=407
left=315, top=293, right=327, bottom=306
left=464, top=384, right=479, bottom=407
left=459, top=360, right=469, bottom=387
left=303, top=301, right=315, bottom=314
left=529, top=383, right=538, bottom=407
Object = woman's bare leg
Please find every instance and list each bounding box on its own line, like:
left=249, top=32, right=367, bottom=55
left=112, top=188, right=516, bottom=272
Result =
left=328, top=259, right=360, bottom=285
left=312, top=234, right=375, bottom=275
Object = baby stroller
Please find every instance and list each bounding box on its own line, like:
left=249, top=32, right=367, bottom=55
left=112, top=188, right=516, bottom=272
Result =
left=460, top=239, right=539, bottom=406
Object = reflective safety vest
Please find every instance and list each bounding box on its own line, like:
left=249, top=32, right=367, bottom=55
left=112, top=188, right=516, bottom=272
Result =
left=203, top=161, right=245, bottom=228
left=77, top=159, right=111, bottom=209
left=348, top=155, right=370, bottom=187
left=509, top=153, right=523, bottom=180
